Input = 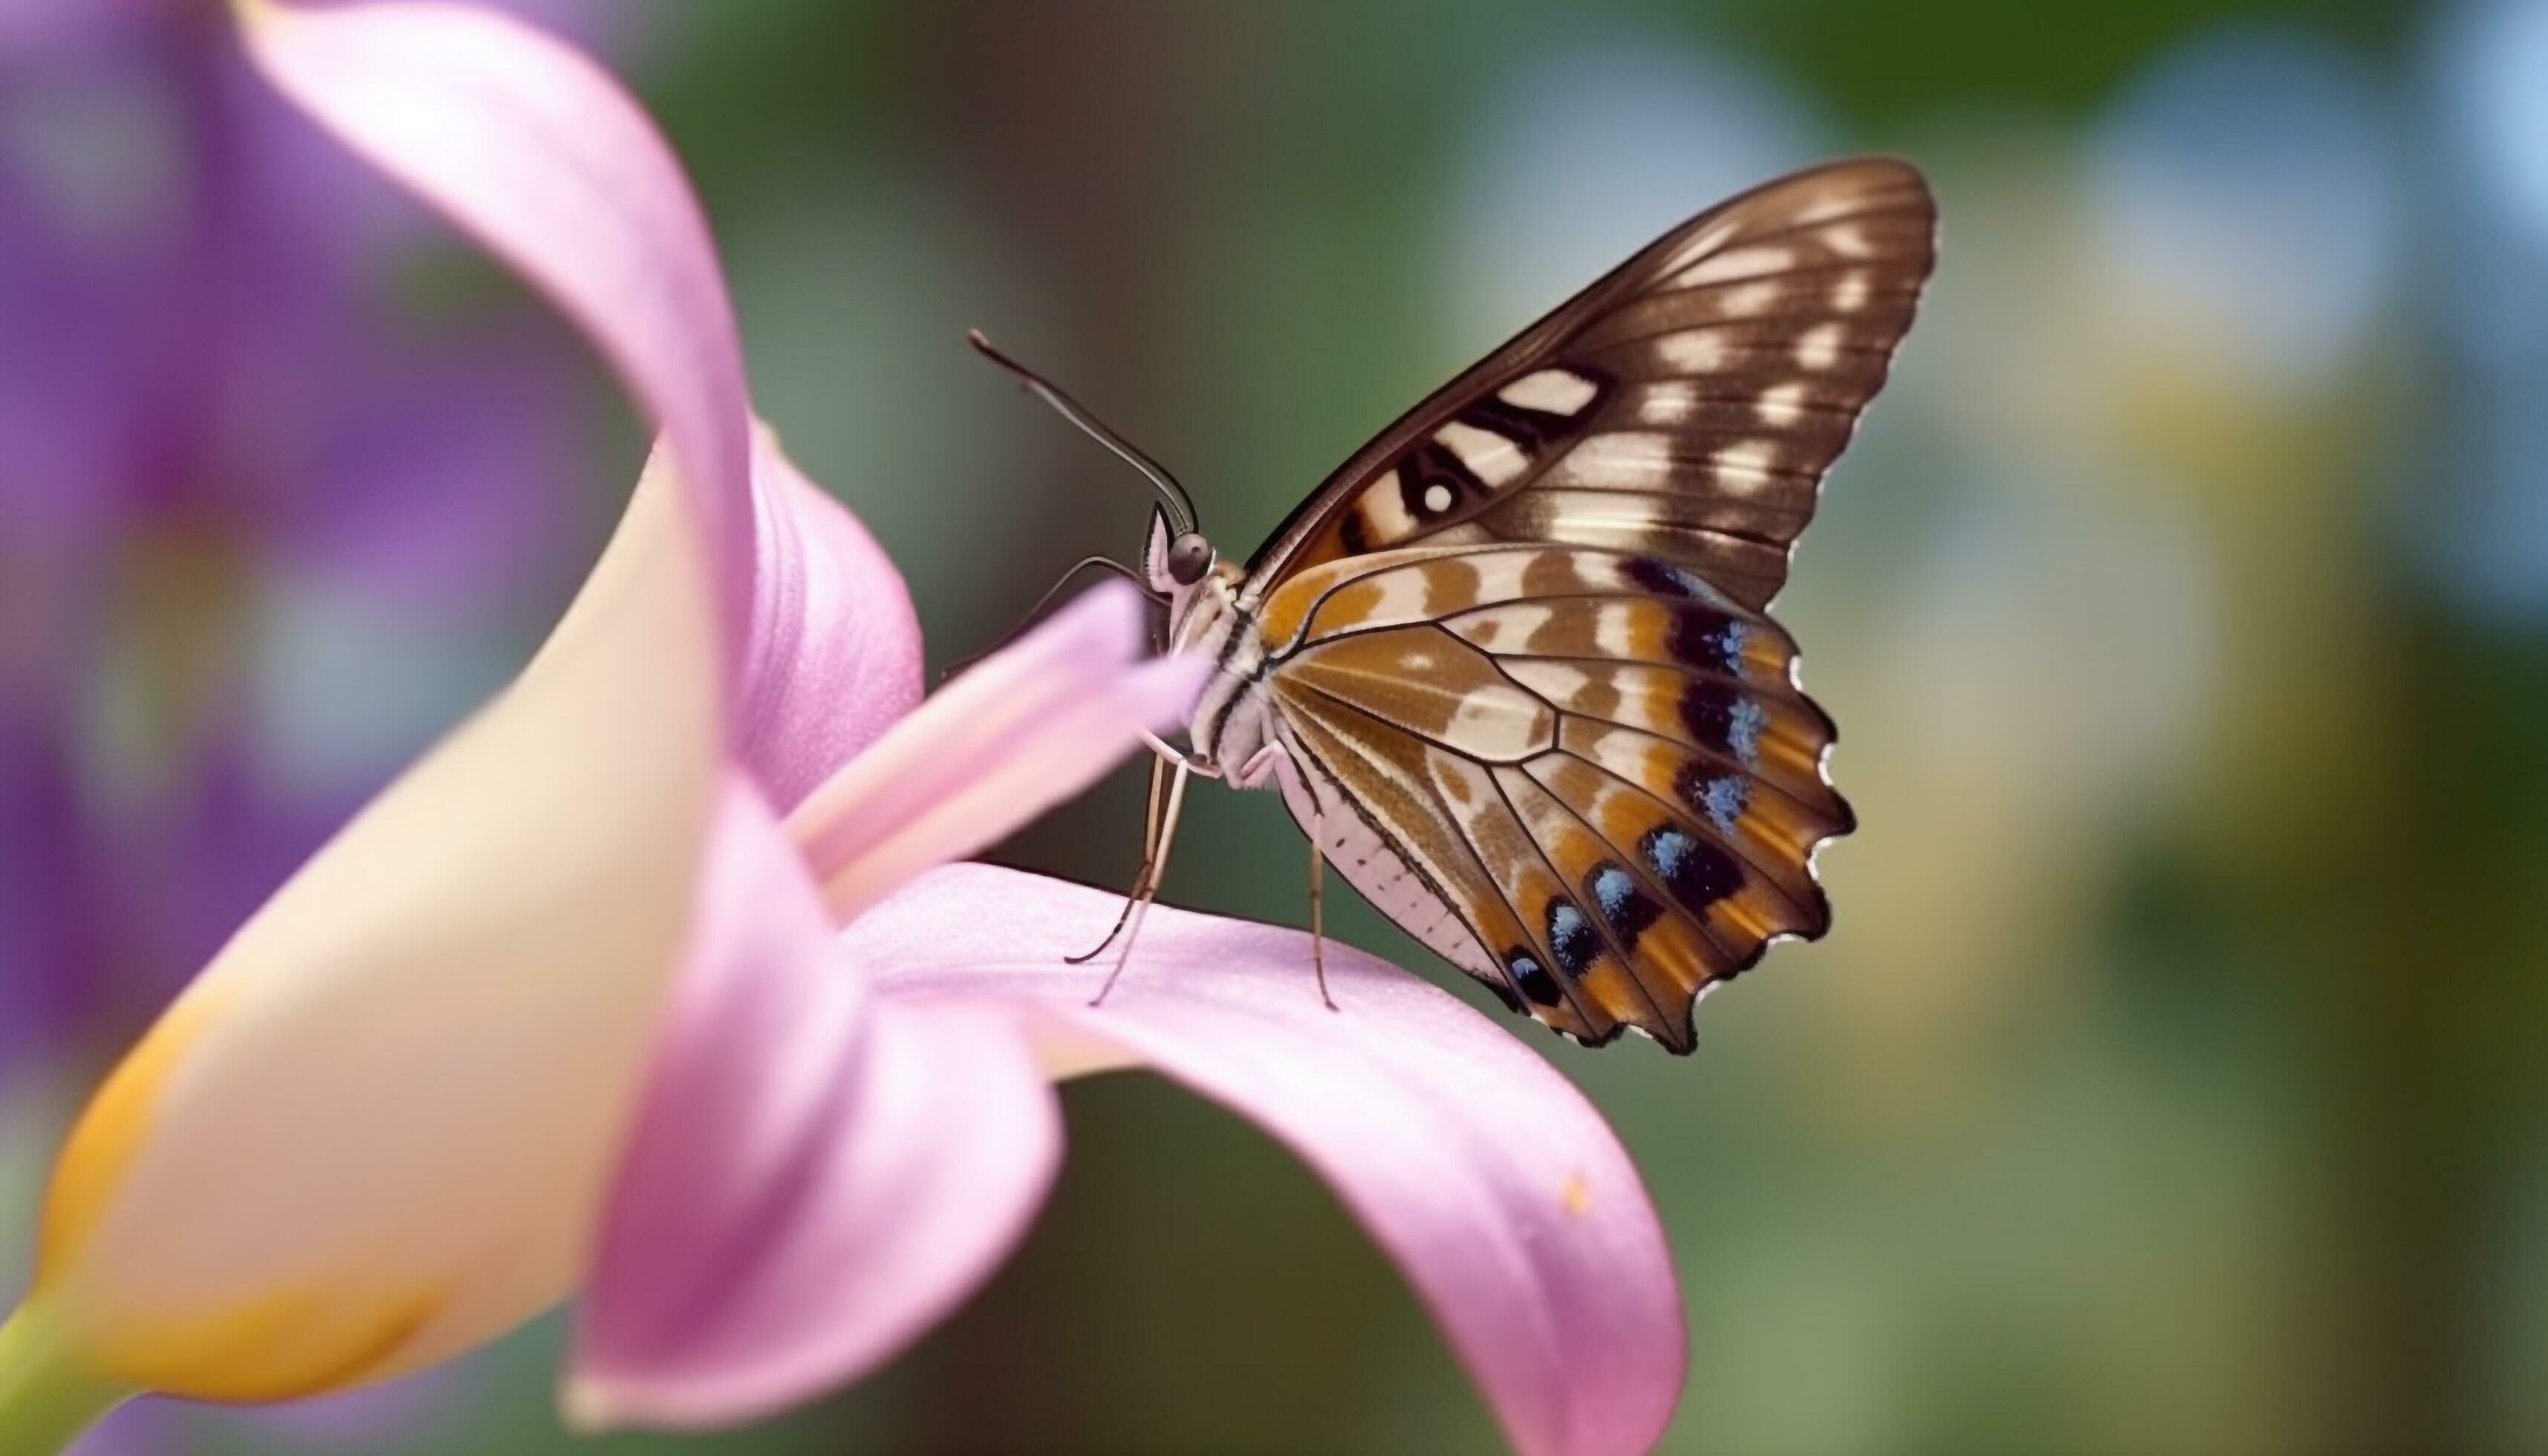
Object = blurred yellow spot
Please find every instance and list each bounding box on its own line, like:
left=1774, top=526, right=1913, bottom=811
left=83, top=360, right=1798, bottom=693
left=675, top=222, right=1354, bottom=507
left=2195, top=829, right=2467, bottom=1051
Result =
left=1561, top=1171, right=1593, bottom=1218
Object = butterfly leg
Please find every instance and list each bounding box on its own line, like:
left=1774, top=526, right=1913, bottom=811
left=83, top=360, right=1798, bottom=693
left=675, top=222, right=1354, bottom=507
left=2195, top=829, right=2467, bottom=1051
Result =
left=1228, top=740, right=1287, bottom=791
left=1229, top=740, right=1339, bottom=1012
left=1141, top=729, right=1222, bottom=773
left=1065, top=750, right=1171, bottom=965
left=1306, top=807, right=1336, bottom=1012
left=1088, top=754, right=1195, bottom=1007
left=1070, top=738, right=1221, bottom=965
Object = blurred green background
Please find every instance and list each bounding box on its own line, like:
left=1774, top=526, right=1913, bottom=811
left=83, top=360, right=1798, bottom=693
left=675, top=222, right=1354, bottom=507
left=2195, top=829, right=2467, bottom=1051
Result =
left=6, top=0, right=2547, bottom=1452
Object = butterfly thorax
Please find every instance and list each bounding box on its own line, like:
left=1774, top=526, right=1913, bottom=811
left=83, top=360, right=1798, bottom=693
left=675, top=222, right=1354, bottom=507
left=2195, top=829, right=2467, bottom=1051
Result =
left=1163, top=554, right=1281, bottom=779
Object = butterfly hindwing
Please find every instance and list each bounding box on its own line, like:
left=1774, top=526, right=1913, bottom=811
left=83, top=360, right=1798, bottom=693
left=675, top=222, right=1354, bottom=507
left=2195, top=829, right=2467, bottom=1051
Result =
left=1268, top=677, right=1616, bottom=1044
left=1268, top=555, right=1843, bottom=1051
left=1239, top=159, right=1933, bottom=1050
left=1275, top=679, right=1648, bottom=1046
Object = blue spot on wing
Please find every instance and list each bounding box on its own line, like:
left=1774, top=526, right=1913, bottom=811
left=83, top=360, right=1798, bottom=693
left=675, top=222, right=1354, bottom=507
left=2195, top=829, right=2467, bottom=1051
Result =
left=1592, top=865, right=1636, bottom=920
left=1663, top=605, right=1754, bottom=677
left=1649, top=830, right=1686, bottom=880
left=1642, top=825, right=1742, bottom=911
left=1717, top=620, right=1750, bottom=672
left=1586, top=862, right=1663, bottom=949
left=1546, top=899, right=1601, bottom=979
left=1727, top=698, right=1768, bottom=767
left=1677, top=681, right=1767, bottom=765
left=1506, top=948, right=1562, bottom=1007
left=1700, top=774, right=1750, bottom=836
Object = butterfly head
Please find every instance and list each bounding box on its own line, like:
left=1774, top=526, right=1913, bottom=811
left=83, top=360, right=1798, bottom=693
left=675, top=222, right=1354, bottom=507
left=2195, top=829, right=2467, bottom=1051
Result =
left=1145, top=506, right=1216, bottom=591
left=1144, top=505, right=1244, bottom=658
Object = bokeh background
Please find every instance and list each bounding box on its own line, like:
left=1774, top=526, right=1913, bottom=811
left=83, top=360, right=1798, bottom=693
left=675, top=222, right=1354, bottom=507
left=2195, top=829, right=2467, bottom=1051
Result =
left=4, top=0, right=2546, bottom=1452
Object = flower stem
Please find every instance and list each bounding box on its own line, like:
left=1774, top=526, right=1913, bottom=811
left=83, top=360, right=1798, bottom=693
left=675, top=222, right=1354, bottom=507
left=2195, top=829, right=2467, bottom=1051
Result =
left=0, top=1304, right=127, bottom=1456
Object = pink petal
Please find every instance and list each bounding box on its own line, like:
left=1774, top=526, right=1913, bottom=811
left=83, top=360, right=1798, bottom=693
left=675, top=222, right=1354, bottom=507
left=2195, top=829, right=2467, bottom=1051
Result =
left=856, top=865, right=1689, bottom=1456
left=734, top=432, right=924, bottom=810
left=239, top=0, right=753, bottom=663
left=568, top=781, right=1061, bottom=1430
left=787, top=581, right=1204, bottom=920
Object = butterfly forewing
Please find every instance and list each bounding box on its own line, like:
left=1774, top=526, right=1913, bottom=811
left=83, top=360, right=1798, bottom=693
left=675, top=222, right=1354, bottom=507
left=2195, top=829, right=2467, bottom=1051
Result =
left=1247, top=157, right=1935, bottom=607
left=1245, top=158, right=1934, bottom=1051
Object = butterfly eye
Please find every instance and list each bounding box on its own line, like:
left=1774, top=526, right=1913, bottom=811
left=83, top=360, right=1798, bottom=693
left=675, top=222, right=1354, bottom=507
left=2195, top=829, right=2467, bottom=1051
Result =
left=1166, top=533, right=1215, bottom=586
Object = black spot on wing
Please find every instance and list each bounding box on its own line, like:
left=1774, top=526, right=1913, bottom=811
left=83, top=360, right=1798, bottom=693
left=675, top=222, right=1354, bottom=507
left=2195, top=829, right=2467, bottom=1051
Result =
left=1337, top=510, right=1373, bottom=556
left=1684, top=767, right=1751, bottom=836
left=1586, top=860, right=1664, bottom=951
left=1624, top=556, right=1713, bottom=599
left=1506, top=947, right=1563, bottom=1007
left=1664, top=606, right=1751, bottom=678
left=1667, top=756, right=1835, bottom=937
left=1677, top=681, right=1767, bottom=764
left=1462, top=398, right=1561, bottom=452
left=1415, top=438, right=1480, bottom=498
left=1545, top=897, right=1602, bottom=981
left=1448, top=365, right=1611, bottom=463
left=1640, top=824, right=1741, bottom=912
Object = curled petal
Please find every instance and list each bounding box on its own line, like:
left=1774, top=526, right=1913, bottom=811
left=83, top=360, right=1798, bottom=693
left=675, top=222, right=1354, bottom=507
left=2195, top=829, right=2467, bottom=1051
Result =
left=238, top=0, right=754, bottom=659
left=787, top=582, right=1204, bottom=920
left=568, top=784, right=1060, bottom=1430
left=855, top=865, right=1689, bottom=1456
left=734, top=432, right=923, bottom=810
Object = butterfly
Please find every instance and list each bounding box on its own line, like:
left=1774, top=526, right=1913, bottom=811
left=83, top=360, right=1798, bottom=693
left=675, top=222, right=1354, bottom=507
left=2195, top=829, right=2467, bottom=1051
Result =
left=975, top=157, right=1936, bottom=1053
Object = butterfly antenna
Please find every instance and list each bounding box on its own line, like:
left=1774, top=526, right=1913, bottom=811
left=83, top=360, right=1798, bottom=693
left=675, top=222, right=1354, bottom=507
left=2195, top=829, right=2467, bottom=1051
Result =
left=967, top=329, right=1199, bottom=534
left=937, top=554, right=1162, bottom=683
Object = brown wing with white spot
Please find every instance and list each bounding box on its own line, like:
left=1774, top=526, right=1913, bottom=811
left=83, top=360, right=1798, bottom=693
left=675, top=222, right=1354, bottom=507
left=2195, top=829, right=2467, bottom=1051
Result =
left=1243, top=157, right=1934, bottom=612
left=1235, top=159, right=1930, bottom=1052
left=1266, top=549, right=1851, bottom=1052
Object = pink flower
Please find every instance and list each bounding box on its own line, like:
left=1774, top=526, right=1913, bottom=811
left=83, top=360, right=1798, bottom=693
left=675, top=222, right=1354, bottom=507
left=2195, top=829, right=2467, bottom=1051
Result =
left=0, top=5, right=1688, bottom=1456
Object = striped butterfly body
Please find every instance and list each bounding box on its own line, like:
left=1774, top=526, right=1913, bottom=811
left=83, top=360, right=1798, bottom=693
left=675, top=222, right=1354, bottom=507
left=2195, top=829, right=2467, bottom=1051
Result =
left=1027, top=158, right=1934, bottom=1053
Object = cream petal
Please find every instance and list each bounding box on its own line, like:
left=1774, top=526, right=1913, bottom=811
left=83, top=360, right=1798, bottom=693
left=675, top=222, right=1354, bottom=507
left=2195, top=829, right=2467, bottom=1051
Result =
left=35, top=451, right=719, bottom=1401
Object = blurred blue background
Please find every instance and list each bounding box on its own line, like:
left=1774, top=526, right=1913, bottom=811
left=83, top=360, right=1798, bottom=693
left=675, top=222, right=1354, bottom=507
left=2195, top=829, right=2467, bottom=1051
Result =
left=5, top=0, right=2547, bottom=1451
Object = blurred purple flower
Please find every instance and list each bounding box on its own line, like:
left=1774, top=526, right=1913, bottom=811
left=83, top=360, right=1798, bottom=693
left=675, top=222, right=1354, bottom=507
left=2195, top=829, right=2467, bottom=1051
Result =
left=0, top=1, right=608, bottom=1081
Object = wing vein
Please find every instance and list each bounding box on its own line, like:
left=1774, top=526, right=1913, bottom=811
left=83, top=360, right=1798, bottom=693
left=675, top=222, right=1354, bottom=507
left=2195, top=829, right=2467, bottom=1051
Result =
left=1483, top=765, right=1676, bottom=1033
left=1521, top=764, right=1733, bottom=1024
